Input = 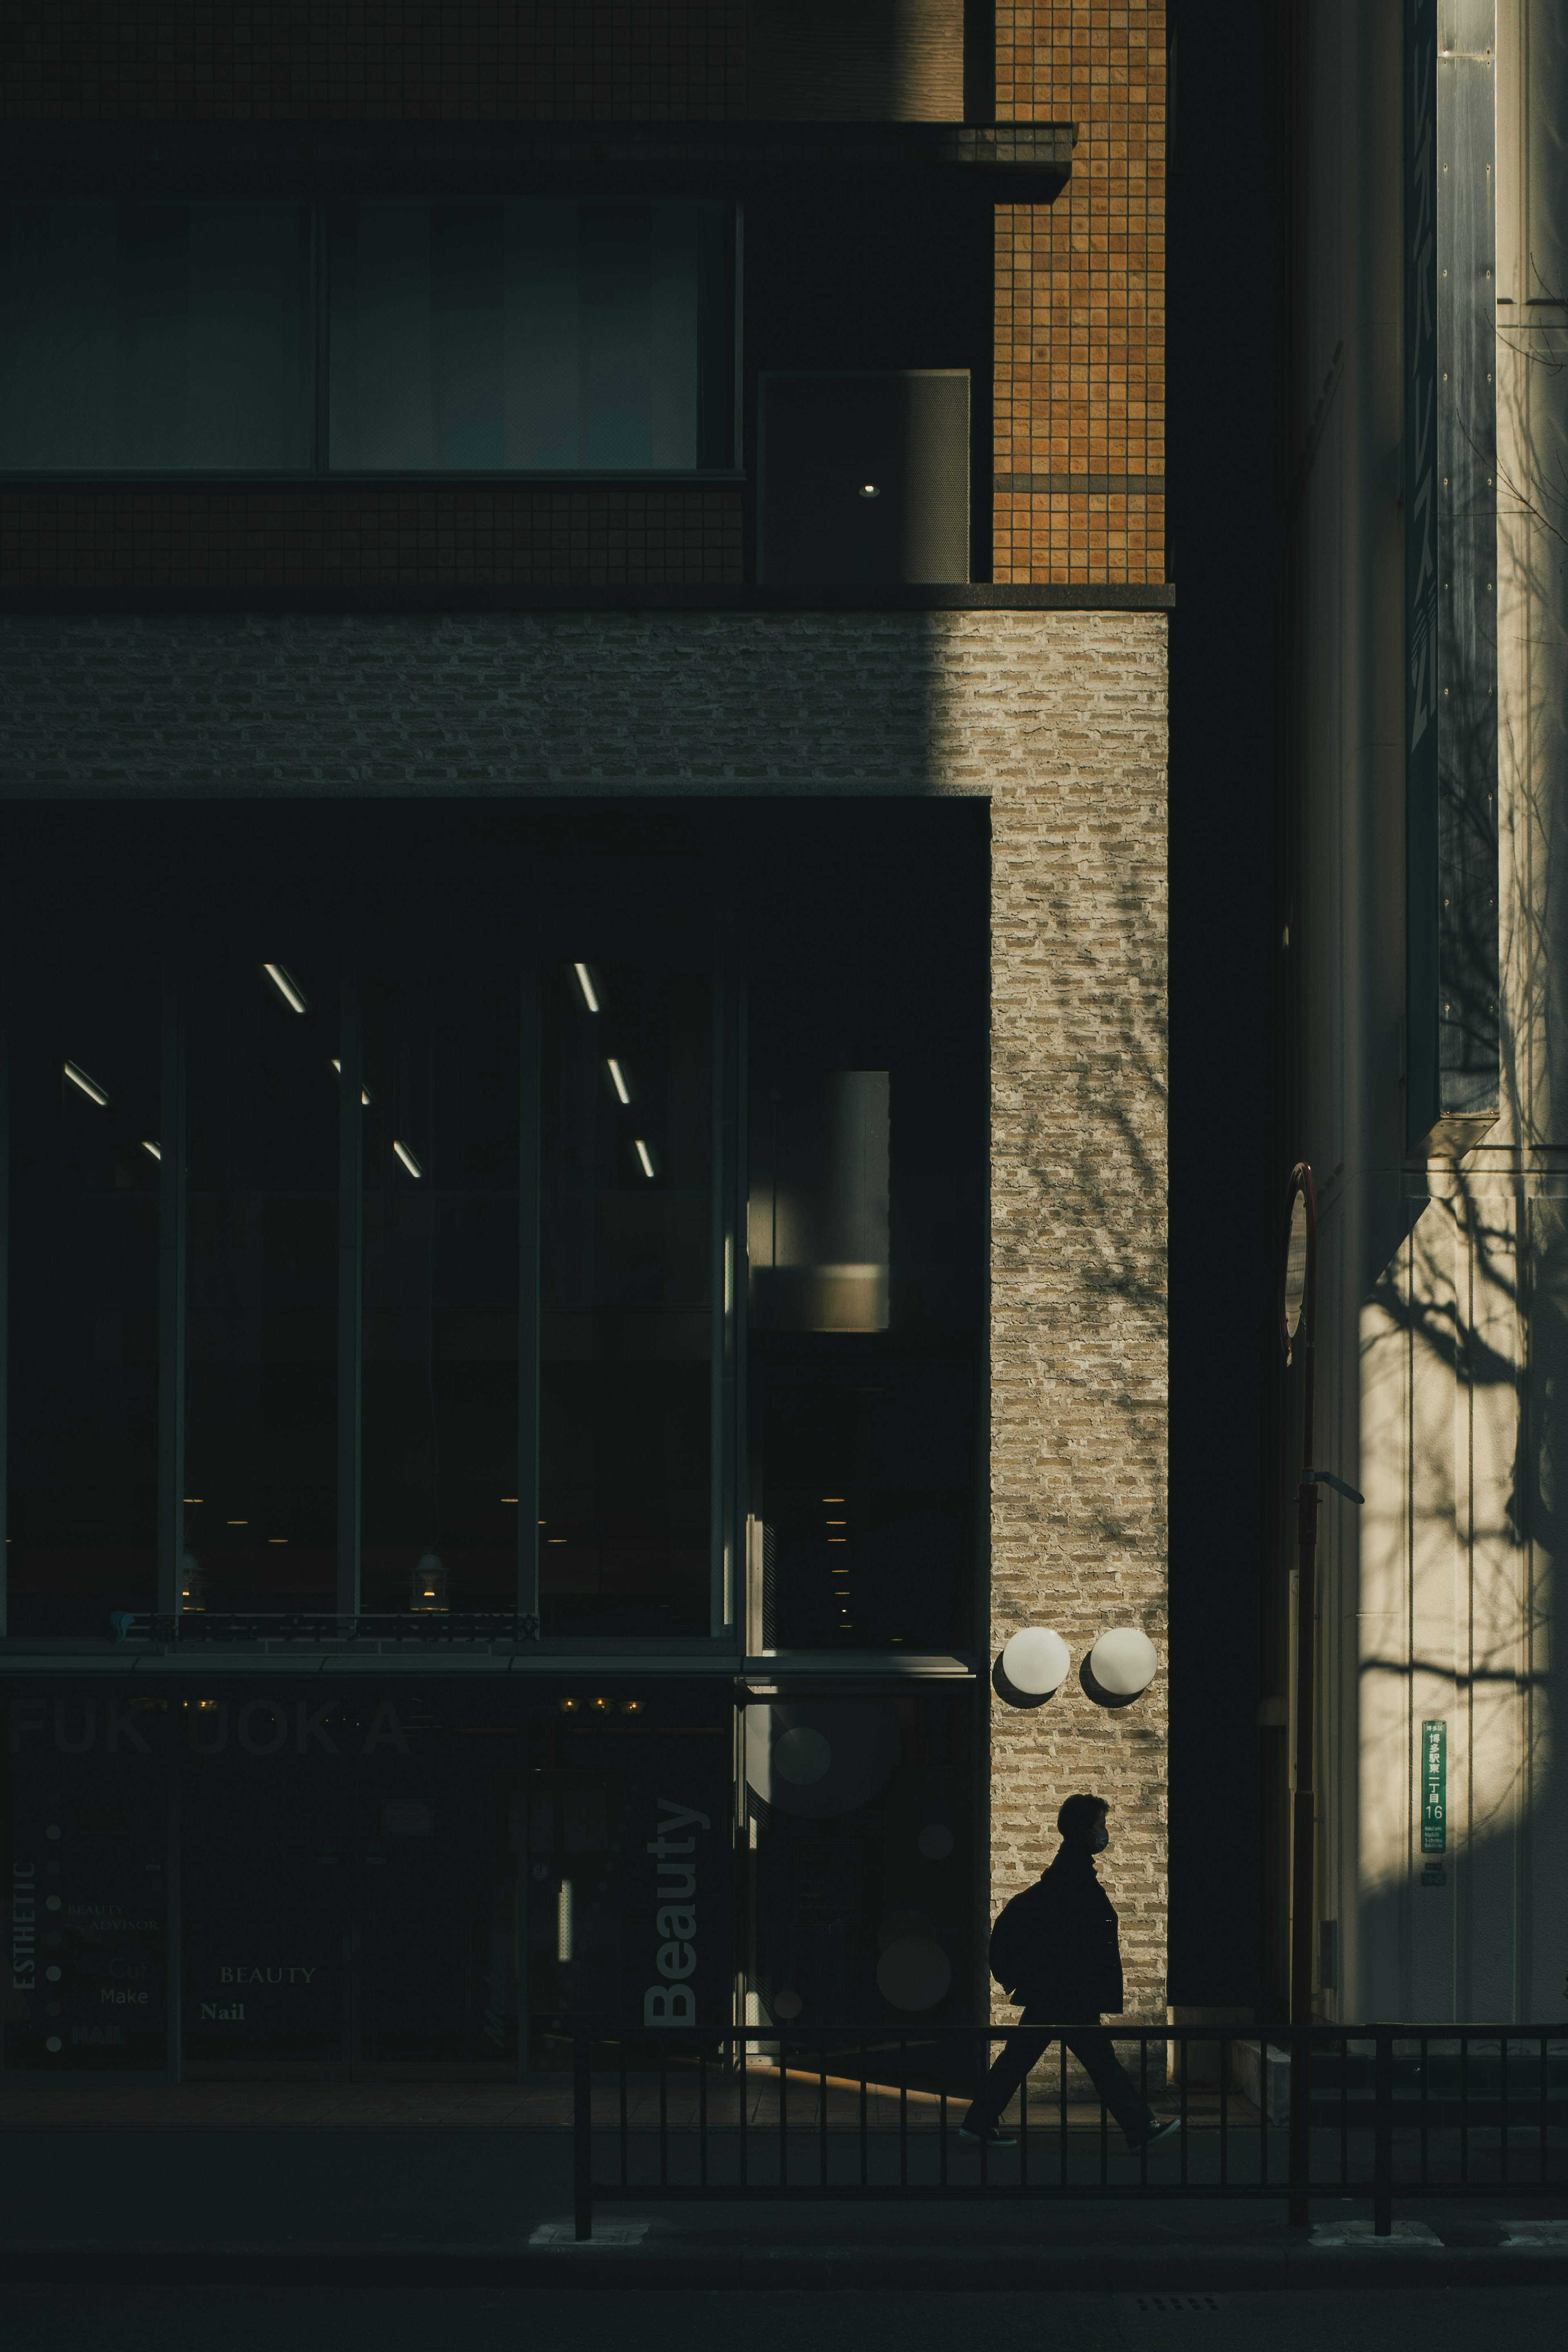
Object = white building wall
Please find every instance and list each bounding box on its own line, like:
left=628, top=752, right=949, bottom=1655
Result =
left=1298, top=1, right=1568, bottom=2024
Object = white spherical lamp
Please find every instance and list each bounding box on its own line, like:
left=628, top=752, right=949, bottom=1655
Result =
left=1086, top=1626, right=1158, bottom=1698
left=998, top=1626, right=1071, bottom=1705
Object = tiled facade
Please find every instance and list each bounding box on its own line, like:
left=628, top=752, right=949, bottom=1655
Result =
left=0, top=2, right=751, bottom=122
left=0, top=488, right=744, bottom=594
left=0, top=2, right=1165, bottom=594
left=994, top=3, right=1166, bottom=584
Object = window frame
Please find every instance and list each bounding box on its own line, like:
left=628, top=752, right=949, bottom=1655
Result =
left=0, top=194, right=744, bottom=483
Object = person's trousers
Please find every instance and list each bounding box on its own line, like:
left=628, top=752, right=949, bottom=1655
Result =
left=964, top=2011, right=1155, bottom=2144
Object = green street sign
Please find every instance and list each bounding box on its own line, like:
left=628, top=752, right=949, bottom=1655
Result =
left=1421, top=1718, right=1447, bottom=1853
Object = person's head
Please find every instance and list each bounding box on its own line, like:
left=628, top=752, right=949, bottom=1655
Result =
left=1057, top=1793, right=1110, bottom=1853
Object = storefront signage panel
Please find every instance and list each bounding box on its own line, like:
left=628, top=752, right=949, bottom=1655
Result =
left=4, top=1682, right=527, bottom=2076
left=523, top=1689, right=734, bottom=2047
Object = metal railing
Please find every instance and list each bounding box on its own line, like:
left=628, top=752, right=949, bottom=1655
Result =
left=120, top=1609, right=540, bottom=1647
left=568, top=2021, right=1568, bottom=2241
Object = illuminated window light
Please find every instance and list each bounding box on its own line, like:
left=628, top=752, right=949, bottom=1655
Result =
left=828, top=1537, right=848, bottom=1545
left=392, top=1140, right=423, bottom=1178
left=573, top=962, right=600, bottom=1013
left=268, top=1538, right=288, bottom=1545
left=263, top=963, right=307, bottom=1014
left=634, top=1139, right=657, bottom=1179
left=607, top=1057, right=632, bottom=1104
left=822, top=1496, right=844, bottom=1503
left=825, top=1519, right=847, bottom=1526
left=63, top=1060, right=109, bottom=1106
left=227, top=1519, right=247, bottom=1526
left=330, top=1059, right=371, bottom=1105
left=501, top=1496, right=518, bottom=1504
left=141, top=1140, right=162, bottom=1161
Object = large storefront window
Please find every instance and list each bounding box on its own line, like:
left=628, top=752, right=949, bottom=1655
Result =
left=745, top=812, right=987, bottom=1653
left=360, top=949, right=521, bottom=1615
left=2, top=804, right=982, bottom=1648
left=4, top=949, right=160, bottom=1635
left=185, top=947, right=339, bottom=1617
left=539, top=953, right=713, bottom=1639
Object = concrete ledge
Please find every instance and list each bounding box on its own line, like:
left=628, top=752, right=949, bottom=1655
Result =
left=3, top=2238, right=1566, bottom=2291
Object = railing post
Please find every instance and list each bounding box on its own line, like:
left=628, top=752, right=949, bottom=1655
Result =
left=1287, top=2027, right=1310, bottom=2227
left=574, top=2030, right=593, bottom=2242
left=1372, top=2027, right=1393, bottom=2237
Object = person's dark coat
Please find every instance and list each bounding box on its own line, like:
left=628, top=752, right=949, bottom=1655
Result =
left=987, top=1842, right=1124, bottom=2015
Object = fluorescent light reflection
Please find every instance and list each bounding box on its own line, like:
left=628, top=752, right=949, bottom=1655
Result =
left=573, top=962, right=600, bottom=1013
left=392, top=1139, right=424, bottom=1178
left=634, top=1139, right=656, bottom=1180
left=63, top=1060, right=109, bottom=1105
left=141, top=1140, right=162, bottom=1161
left=607, top=1057, right=631, bottom=1104
left=263, top=963, right=308, bottom=1013
left=330, top=1060, right=371, bottom=1104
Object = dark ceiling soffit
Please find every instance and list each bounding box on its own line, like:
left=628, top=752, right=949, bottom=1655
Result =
left=0, top=582, right=1173, bottom=617
left=0, top=118, right=1075, bottom=198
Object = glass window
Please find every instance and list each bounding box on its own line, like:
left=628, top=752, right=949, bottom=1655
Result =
left=328, top=199, right=731, bottom=470
left=746, top=1688, right=975, bottom=2048
left=184, top=953, right=339, bottom=1618
left=745, top=806, right=988, bottom=1654
left=539, top=953, right=713, bottom=1638
left=0, top=201, right=314, bottom=469
left=5, top=950, right=160, bottom=1634
left=359, top=949, right=521, bottom=1615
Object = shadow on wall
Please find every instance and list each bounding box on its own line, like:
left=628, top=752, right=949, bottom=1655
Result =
left=1347, top=311, right=1568, bottom=2018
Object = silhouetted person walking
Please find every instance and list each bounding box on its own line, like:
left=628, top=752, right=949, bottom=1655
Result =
left=960, top=1793, right=1178, bottom=2150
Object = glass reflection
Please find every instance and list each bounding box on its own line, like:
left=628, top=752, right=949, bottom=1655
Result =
left=184, top=953, right=337, bottom=1614
left=7, top=956, right=159, bottom=1633
left=745, top=806, right=987, bottom=1652
left=0, top=200, right=314, bottom=469
left=539, top=957, right=711, bottom=1637
left=746, top=1689, right=972, bottom=2046
left=359, top=950, right=520, bottom=1613
left=329, top=199, right=731, bottom=470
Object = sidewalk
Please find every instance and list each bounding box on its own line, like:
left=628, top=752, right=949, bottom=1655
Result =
left=0, top=2114, right=1564, bottom=2287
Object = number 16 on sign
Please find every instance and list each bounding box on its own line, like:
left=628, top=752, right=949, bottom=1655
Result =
left=1421, top=1719, right=1447, bottom=1854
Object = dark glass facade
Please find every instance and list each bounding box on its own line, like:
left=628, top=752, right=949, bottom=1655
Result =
left=0, top=198, right=735, bottom=474
left=1, top=799, right=987, bottom=2072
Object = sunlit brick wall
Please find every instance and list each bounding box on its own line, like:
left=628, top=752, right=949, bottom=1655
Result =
left=993, top=2, right=1167, bottom=585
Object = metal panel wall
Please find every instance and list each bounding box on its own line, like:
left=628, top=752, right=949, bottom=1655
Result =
left=1405, top=0, right=1501, bottom=1155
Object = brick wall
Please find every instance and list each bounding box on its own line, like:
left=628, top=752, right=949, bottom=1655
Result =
left=0, top=489, right=743, bottom=594
left=0, top=2, right=750, bottom=121
left=994, top=2, right=1167, bottom=586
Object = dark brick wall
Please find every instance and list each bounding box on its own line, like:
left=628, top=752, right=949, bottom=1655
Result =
left=0, top=2, right=749, bottom=121
left=0, top=488, right=743, bottom=593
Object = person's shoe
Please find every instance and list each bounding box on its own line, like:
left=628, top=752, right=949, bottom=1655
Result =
left=1129, top=2116, right=1180, bottom=2152
left=958, top=2119, right=1018, bottom=2146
